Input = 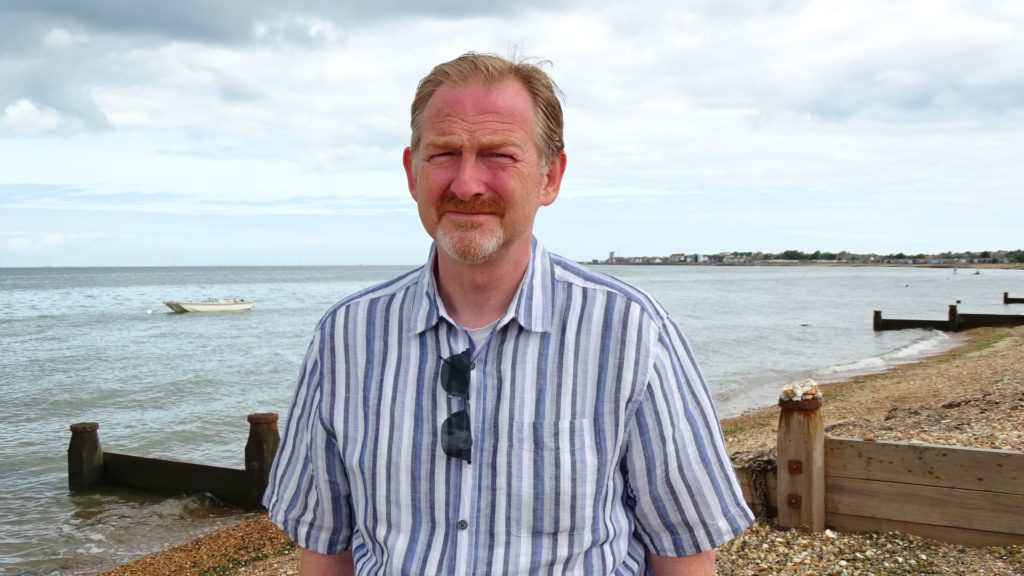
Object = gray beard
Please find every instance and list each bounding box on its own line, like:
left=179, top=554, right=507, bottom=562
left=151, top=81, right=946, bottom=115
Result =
left=436, top=223, right=504, bottom=264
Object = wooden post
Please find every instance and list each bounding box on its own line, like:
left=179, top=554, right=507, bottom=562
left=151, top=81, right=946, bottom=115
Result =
left=873, top=310, right=882, bottom=331
left=68, top=422, right=103, bottom=489
left=948, top=304, right=959, bottom=331
left=245, top=413, right=280, bottom=506
left=776, top=398, right=825, bottom=532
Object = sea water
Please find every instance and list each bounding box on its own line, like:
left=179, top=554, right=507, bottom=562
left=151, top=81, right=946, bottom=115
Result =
left=0, top=264, right=1020, bottom=574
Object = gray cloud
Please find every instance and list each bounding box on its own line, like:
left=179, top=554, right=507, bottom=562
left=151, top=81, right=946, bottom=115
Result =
left=2, top=1, right=565, bottom=46
left=5, top=1, right=291, bottom=45
left=0, top=0, right=570, bottom=134
left=2, top=0, right=1022, bottom=264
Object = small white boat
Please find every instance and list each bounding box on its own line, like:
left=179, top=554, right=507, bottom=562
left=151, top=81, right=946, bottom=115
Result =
left=163, top=298, right=254, bottom=313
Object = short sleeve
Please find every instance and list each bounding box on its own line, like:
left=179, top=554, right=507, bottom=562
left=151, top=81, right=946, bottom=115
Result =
left=623, top=315, right=754, bottom=556
left=263, top=325, right=354, bottom=554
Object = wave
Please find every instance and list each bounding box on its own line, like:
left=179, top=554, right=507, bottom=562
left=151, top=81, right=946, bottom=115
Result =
left=813, top=330, right=965, bottom=382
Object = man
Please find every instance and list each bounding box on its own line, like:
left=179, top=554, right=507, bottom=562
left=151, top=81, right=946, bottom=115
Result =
left=264, top=52, right=753, bottom=575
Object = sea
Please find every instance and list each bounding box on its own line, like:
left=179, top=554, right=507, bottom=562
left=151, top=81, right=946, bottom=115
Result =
left=1, top=264, right=1021, bottom=575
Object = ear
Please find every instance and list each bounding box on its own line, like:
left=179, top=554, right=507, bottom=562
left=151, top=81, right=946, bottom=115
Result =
left=403, top=147, right=418, bottom=200
left=539, top=152, right=567, bottom=207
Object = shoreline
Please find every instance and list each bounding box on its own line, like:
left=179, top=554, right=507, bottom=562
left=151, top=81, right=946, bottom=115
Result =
left=719, top=325, right=1023, bottom=455
left=94, top=326, right=1024, bottom=575
left=713, top=329, right=969, bottom=420
left=591, top=261, right=1024, bottom=270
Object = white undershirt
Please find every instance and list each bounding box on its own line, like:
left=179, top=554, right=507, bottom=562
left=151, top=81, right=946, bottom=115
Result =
left=465, top=319, right=499, bottom=349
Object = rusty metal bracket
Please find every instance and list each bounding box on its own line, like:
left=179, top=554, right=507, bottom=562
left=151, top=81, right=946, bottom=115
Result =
left=787, top=494, right=802, bottom=509
left=788, top=459, right=803, bottom=474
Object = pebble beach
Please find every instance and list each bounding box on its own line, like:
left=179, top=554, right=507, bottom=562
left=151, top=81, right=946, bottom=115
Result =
left=93, top=325, right=1024, bottom=576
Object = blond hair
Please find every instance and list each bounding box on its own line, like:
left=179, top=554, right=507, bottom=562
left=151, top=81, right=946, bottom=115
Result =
left=409, top=52, right=565, bottom=164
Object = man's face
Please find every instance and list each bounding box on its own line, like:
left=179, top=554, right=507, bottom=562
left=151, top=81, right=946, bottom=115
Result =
left=404, top=79, right=564, bottom=265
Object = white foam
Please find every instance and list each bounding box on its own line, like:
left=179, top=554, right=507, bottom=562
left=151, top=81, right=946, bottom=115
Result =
left=814, top=331, right=963, bottom=381
left=77, top=543, right=109, bottom=554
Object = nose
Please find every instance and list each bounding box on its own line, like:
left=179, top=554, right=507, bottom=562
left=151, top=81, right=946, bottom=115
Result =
left=449, top=154, right=486, bottom=199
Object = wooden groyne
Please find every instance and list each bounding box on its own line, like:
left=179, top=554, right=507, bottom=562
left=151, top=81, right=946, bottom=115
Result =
left=68, top=413, right=279, bottom=509
left=874, top=304, right=1024, bottom=332
left=734, top=397, right=1024, bottom=546
left=1006, top=292, right=1024, bottom=304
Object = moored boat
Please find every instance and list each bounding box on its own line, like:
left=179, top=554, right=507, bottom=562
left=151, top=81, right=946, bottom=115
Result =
left=163, top=298, right=254, bottom=313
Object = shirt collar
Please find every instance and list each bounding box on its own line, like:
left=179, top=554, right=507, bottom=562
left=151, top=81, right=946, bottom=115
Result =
left=410, top=237, right=554, bottom=336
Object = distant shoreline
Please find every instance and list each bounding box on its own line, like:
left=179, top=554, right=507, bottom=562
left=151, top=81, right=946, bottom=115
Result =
left=589, top=261, right=1024, bottom=270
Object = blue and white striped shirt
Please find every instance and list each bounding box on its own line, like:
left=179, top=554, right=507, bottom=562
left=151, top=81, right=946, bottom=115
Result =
left=265, top=239, right=753, bottom=575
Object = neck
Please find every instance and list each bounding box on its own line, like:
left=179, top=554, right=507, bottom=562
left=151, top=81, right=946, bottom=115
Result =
left=434, top=243, right=530, bottom=329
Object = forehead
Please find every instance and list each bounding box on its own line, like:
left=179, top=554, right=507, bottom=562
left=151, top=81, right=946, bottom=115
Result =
left=420, top=80, right=537, bottom=147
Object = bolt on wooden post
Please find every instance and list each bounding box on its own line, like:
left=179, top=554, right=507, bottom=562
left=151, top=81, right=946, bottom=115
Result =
left=776, top=396, right=825, bottom=532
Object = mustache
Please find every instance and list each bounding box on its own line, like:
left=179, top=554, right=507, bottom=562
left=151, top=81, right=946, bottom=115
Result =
left=438, top=192, right=504, bottom=216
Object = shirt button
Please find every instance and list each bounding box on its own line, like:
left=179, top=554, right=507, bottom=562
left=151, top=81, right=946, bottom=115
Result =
left=457, top=520, right=469, bottom=530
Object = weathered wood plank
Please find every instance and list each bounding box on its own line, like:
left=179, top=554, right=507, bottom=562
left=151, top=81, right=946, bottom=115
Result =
left=957, top=312, right=1024, bottom=329
left=735, top=466, right=755, bottom=506
left=733, top=465, right=778, bottom=509
left=104, top=451, right=258, bottom=508
left=873, top=309, right=954, bottom=331
left=825, top=476, right=1024, bottom=536
left=873, top=304, right=1024, bottom=331
left=825, top=437, right=1024, bottom=494
left=777, top=400, right=825, bottom=532
left=827, top=513, right=1024, bottom=547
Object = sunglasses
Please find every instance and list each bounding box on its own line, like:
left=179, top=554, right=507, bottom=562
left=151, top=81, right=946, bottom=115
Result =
left=440, top=349, right=473, bottom=463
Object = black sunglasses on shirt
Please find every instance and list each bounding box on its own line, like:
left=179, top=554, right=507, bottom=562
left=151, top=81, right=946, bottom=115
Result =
left=440, top=348, right=473, bottom=463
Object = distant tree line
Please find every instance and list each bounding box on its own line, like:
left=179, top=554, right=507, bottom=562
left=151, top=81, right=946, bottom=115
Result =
left=775, top=250, right=840, bottom=261
left=768, top=249, right=1024, bottom=263
left=598, top=249, right=1024, bottom=266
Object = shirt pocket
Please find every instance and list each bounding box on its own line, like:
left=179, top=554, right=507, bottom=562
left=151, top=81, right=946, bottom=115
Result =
left=507, top=418, right=598, bottom=537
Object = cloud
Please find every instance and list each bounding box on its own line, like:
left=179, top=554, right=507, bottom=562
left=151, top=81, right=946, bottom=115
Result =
left=1, top=0, right=1022, bottom=265
left=1, top=99, right=61, bottom=133
left=2, top=1, right=567, bottom=48
left=0, top=1, right=584, bottom=138
left=5, top=231, right=96, bottom=251
left=44, top=27, right=90, bottom=48
left=544, top=1, right=1024, bottom=128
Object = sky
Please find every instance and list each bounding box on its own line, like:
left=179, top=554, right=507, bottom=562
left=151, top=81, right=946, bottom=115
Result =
left=1, top=0, right=1022, bottom=267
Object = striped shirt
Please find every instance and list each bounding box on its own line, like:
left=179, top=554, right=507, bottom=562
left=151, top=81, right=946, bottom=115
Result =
left=264, top=238, right=753, bottom=575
